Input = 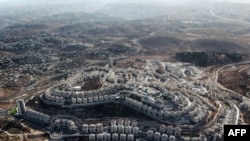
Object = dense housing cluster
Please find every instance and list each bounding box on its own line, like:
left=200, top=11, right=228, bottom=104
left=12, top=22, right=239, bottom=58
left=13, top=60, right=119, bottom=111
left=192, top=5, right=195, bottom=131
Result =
left=15, top=59, right=242, bottom=140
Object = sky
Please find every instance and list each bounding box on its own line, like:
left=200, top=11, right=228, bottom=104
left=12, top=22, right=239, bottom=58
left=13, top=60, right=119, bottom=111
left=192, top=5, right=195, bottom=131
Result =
left=0, top=0, right=250, bottom=6
left=0, top=0, right=249, bottom=3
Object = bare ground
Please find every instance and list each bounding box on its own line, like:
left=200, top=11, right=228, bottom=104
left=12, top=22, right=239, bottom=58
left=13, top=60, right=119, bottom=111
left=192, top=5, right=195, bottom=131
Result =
left=0, top=87, right=21, bottom=102
left=218, top=68, right=250, bottom=96
left=216, top=64, right=250, bottom=124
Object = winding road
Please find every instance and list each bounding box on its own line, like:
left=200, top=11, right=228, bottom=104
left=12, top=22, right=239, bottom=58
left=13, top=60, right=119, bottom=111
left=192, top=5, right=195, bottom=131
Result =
left=233, top=104, right=240, bottom=125
left=131, top=31, right=158, bottom=55
left=210, top=8, right=250, bottom=25
left=213, top=60, right=250, bottom=125
left=214, top=60, right=250, bottom=101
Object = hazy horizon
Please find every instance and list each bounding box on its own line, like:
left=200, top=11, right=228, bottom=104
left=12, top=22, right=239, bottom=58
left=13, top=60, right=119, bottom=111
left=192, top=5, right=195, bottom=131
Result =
left=1, top=0, right=250, bottom=5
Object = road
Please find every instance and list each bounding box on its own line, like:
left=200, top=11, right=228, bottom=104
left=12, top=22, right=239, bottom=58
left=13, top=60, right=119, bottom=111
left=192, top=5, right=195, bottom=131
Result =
left=211, top=60, right=250, bottom=126
left=131, top=31, right=158, bottom=55
left=233, top=104, right=240, bottom=125
left=132, top=38, right=143, bottom=55
left=204, top=101, right=222, bottom=129
left=214, top=60, right=250, bottom=101
left=0, top=80, right=13, bottom=87
left=209, top=9, right=230, bottom=21
left=2, top=55, right=127, bottom=103
left=210, top=8, right=250, bottom=25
